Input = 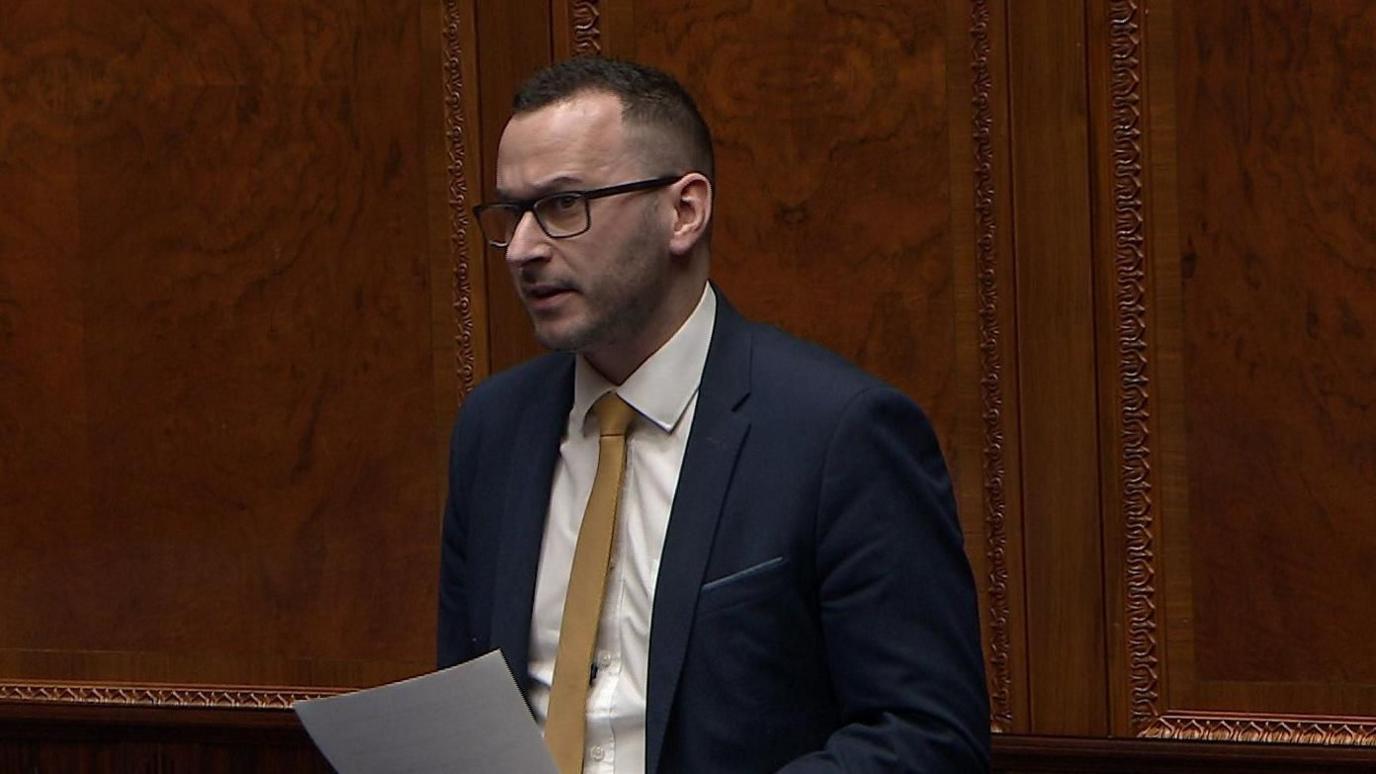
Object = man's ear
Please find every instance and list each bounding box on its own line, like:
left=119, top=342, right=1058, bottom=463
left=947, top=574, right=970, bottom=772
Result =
left=667, top=173, right=712, bottom=257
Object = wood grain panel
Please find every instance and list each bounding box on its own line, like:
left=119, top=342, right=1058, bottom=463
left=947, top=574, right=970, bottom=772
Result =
left=1, top=4, right=92, bottom=651
left=1006, top=0, right=1108, bottom=736
left=1, top=0, right=455, bottom=697
left=1176, top=0, right=1376, bottom=693
left=1095, top=0, right=1376, bottom=745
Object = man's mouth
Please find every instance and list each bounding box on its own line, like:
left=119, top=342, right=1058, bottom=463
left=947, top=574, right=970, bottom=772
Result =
left=523, top=283, right=575, bottom=308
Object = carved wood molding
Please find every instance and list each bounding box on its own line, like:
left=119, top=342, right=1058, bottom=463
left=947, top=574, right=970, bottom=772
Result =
left=0, top=682, right=338, bottom=710
left=970, top=0, right=1013, bottom=734
left=1106, top=0, right=1160, bottom=734
left=441, top=0, right=479, bottom=400
left=571, top=1, right=602, bottom=56
left=1143, top=713, right=1376, bottom=747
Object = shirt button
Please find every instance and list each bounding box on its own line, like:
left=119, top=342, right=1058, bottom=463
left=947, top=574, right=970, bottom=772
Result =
left=590, top=745, right=605, bottom=761
left=598, top=652, right=613, bottom=668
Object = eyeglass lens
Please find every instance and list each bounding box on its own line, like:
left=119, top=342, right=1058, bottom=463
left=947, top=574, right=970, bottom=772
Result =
left=477, top=194, right=589, bottom=247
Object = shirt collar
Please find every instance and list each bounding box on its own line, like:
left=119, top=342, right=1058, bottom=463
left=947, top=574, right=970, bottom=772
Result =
left=570, top=284, right=717, bottom=434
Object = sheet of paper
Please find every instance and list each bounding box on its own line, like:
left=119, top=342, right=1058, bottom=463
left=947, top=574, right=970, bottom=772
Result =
left=293, top=650, right=556, bottom=774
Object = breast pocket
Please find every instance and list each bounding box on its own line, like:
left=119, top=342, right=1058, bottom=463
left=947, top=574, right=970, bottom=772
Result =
left=697, top=556, right=789, bottom=616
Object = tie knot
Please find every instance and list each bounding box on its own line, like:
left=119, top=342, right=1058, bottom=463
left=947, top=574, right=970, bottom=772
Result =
left=592, top=392, right=635, bottom=437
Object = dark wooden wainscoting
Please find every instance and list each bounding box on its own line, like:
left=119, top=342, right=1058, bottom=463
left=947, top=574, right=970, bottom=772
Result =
left=995, top=736, right=1376, bottom=773
left=0, top=705, right=329, bottom=773
left=8, top=711, right=1376, bottom=774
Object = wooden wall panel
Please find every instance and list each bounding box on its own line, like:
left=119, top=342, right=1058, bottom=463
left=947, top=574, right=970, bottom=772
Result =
left=1097, top=0, right=1376, bottom=745
left=0, top=0, right=461, bottom=699
left=1177, top=0, right=1376, bottom=695
left=1005, top=0, right=1108, bottom=736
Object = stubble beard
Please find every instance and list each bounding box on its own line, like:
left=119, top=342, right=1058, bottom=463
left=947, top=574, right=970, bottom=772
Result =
left=532, top=215, right=670, bottom=357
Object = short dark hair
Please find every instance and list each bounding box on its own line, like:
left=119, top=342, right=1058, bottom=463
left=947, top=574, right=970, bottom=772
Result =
left=513, top=57, right=715, bottom=181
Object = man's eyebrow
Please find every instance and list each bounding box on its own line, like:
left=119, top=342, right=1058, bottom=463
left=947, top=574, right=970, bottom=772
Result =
left=495, top=175, right=584, bottom=202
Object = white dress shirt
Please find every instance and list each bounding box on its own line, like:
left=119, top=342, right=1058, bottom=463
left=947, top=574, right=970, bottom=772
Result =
left=527, top=284, right=717, bottom=774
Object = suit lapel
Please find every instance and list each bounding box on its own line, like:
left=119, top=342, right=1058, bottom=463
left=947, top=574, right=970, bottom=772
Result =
left=645, top=298, right=752, bottom=774
left=490, top=356, right=574, bottom=691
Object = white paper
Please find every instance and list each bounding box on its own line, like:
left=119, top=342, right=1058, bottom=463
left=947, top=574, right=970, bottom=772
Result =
left=293, top=650, right=556, bottom=774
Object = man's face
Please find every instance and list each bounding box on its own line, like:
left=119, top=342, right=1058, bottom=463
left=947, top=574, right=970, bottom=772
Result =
left=495, top=92, right=674, bottom=367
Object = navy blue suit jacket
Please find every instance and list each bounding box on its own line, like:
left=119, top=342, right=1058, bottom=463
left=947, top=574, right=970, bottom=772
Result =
left=438, top=295, right=989, bottom=772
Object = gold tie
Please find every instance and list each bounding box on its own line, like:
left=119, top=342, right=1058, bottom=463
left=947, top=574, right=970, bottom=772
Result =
left=545, top=392, right=636, bottom=774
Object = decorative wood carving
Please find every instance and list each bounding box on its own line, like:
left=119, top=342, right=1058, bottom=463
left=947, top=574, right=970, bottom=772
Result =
left=1143, top=713, right=1376, bottom=747
left=442, top=0, right=478, bottom=400
left=1107, top=0, right=1160, bottom=734
left=572, top=1, right=602, bottom=56
left=970, top=0, right=1013, bottom=734
left=0, top=682, right=336, bottom=710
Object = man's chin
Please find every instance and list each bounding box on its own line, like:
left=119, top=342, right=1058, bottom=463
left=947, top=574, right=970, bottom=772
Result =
left=531, top=321, right=592, bottom=353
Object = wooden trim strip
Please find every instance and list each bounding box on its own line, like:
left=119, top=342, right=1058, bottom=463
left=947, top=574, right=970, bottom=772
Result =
left=970, top=0, right=1014, bottom=734
left=0, top=682, right=339, bottom=710
left=1143, top=712, right=1376, bottom=747
left=1107, top=0, right=1161, bottom=733
left=441, top=0, right=480, bottom=399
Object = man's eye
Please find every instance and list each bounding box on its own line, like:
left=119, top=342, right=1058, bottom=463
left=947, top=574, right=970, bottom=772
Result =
left=549, top=194, right=581, bottom=211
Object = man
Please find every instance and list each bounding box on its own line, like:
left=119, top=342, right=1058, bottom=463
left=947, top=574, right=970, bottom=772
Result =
left=438, top=57, right=989, bottom=773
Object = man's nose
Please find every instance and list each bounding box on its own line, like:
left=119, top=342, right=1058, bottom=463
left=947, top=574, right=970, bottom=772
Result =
left=504, top=210, right=551, bottom=267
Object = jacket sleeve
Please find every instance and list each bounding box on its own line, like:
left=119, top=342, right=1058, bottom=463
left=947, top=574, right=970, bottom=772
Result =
left=780, top=386, right=990, bottom=773
left=437, top=397, right=481, bottom=669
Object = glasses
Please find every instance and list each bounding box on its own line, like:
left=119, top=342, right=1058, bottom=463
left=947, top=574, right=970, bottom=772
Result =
left=472, top=175, right=682, bottom=248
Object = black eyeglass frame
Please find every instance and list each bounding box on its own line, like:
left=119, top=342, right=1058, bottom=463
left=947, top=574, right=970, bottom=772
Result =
left=472, top=174, right=684, bottom=248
